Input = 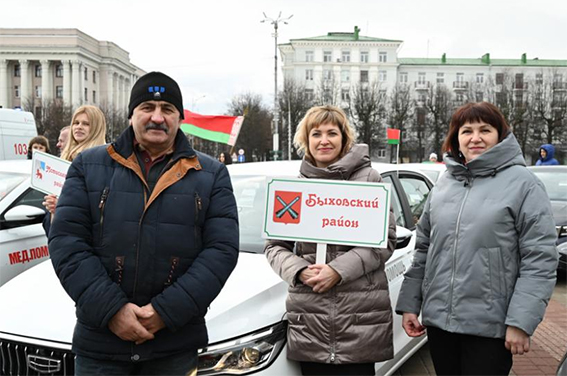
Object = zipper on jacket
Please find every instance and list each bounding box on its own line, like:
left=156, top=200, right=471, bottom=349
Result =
left=446, top=178, right=472, bottom=328
left=194, top=193, right=202, bottom=250
left=98, top=187, right=109, bottom=242
left=115, top=256, right=125, bottom=285
left=164, top=257, right=180, bottom=287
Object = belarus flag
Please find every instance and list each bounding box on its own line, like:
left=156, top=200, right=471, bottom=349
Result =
left=387, top=128, right=401, bottom=145
left=181, top=110, right=244, bottom=146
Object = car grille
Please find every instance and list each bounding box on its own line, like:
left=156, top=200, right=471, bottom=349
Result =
left=0, top=339, right=75, bottom=375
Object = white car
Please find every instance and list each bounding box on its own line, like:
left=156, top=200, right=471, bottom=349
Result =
left=0, top=160, right=433, bottom=376
left=396, top=162, right=447, bottom=183
left=0, top=159, right=49, bottom=287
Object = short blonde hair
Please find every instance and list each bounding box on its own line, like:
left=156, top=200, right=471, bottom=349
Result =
left=293, top=105, right=355, bottom=161
left=61, top=105, right=107, bottom=161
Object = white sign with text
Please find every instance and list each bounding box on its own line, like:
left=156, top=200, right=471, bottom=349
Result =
left=263, top=177, right=391, bottom=249
left=30, top=150, right=71, bottom=196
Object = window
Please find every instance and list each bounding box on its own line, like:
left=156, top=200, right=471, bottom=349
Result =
left=341, top=50, right=350, bottom=63
left=84, top=88, right=88, bottom=101
left=93, top=90, right=96, bottom=103
left=341, top=70, right=350, bottom=82
left=437, top=73, right=444, bottom=84
left=476, top=73, right=484, bottom=84
left=305, top=51, right=314, bottom=62
left=377, top=149, right=386, bottom=158
left=418, top=93, right=427, bottom=103
left=323, top=69, right=332, bottom=81
left=399, top=72, right=408, bottom=83
left=399, top=176, right=431, bottom=227
left=35, top=65, right=42, bottom=78
left=56, top=86, right=63, bottom=98
left=455, top=93, right=464, bottom=102
left=35, top=85, right=41, bottom=98
left=418, top=72, right=426, bottom=84
left=515, top=92, right=523, bottom=104
left=379, top=90, right=387, bottom=100
left=1, top=187, right=46, bottom=229
left=360, top=51, right=369, bottom=63
left=476, top=92, right=483, bottom=102
left=554, top=74, right=563, bottom=83
left=379, top=52, right=387, bottom=63
left=14, top=64, right=20, bottom=77
left=515, top=73, right=524, bottom=89
left=496, top=92, right=507, bottom=106
left=360, top=70, right=369, bottom=83
left=14, top=85, right=20, bottom=98
left=495, top=73, right=504, bottom=85
left=56, top=64, right=63, bottom=77
left=323, top=51, right=332, bottom=63
left=417, top=108, right=426, bottom=124
left=456, top=72, right=464, bottom=82
left=341, top=89, right=350, bottom=101
left=93, top=71, right=97, bottom=83
left=305, top=69, right=314, bottom=81
left=304, top=89, right=314, bottom=100
left=536, top=73, right=543, bottom=85
left=84, top=67, right=88, bottom=81
left=379, top=70, right=387, bottom=82
left=534, top=91, right=542, bottom=102
left=382, top=176, right=406, bottom=227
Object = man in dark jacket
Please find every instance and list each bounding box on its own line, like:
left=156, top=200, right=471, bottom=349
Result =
left=48, top=72, right=239, bottom=375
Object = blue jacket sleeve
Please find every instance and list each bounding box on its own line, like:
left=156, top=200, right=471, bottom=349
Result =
left=151, top=163, right=239, bottom=331
left=48, top=154, right=129, bottom=329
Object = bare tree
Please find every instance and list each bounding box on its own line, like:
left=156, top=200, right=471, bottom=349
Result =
left=531, top=69, right=567, bottom=146
left=226, top=92, right=273, bottom=161
left=278, top=79, right=315, bottom=159
left=388, top=83, right=414, bottom=161
left=314, top=71, right=341, bottom=106
left=423, top=84, right=453, bottom=161
left=23, top=98, right=73, bottom=152
left=346, top=80, right=387, bottom=156
left=99, top=103, right=129, bottom=143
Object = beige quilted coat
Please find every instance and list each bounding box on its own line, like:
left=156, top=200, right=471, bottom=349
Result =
left=265, top=144, right=396, bottom=364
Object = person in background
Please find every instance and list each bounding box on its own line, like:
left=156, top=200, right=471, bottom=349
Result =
left=27, top=135, right=50, bottom=159
left=265, top=105, right=396, bottom=376
left=536, top=144, right=559, bottom=165
left=218, top=151, right=232, bottom=165
left=396, top=102, right=558, bottom=376
left=42, top=106, right=107, bottom=228
left=56, top=125, right=70, bottom=156
left=423, top=152, right=441, bottom=164
left=48, top=71, right=239, bottom=376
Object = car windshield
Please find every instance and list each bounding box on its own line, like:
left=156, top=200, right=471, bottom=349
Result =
left=232, top=175, right=269, bottom=254
left=0, top=172, right=27, bottom=202
left=532, top=171, right=567, bottom=201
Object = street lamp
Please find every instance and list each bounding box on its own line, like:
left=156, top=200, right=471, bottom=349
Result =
left=261, top=11, right=293, bottom=160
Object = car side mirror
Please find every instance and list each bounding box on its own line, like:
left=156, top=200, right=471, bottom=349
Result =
left=3, top=205, right=46, bottom=223
left=395, top=226, right=413, bottom=249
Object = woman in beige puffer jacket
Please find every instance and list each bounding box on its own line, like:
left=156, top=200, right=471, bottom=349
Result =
left=265, top=105, right=396, bottom=376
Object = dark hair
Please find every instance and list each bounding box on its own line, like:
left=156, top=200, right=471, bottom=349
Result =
left=442, top=102, right=510, bottom=164
left=27, top=135, right=51, bottom=158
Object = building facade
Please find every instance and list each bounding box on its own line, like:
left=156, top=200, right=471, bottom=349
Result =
left=279, top=27, right=567, bottom=161
left=0, top=28, right=145, bottom=113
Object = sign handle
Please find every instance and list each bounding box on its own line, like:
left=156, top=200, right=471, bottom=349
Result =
left=316, top=243, right=327, bottom=264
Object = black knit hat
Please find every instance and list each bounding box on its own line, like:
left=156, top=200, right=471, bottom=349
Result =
left=128, top=71, right=184, bottom=119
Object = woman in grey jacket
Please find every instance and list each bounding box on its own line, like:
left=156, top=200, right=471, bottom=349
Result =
left=265, top=105, right=396, bottom=376
left=396, top=102, right=558, bottom=375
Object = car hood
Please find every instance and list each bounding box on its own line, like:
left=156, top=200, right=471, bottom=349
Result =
left=0, top=254, right=285, bottom=345
left=551, top=201, right=567, bottom=226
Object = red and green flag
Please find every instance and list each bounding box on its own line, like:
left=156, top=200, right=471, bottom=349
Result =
left=181, top=110, right=244, bottom=146
left=387, top=128, right=401, bottom=145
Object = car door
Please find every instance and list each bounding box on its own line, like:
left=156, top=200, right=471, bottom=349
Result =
left=378, top=170, right=432, bottom=372
left=0, top=179, right=48, bottom=286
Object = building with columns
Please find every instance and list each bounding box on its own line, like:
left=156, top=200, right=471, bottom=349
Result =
left=0, top=28, right=145, bottom=113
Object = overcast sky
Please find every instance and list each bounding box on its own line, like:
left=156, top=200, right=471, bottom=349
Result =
left=5, top=0, right=566, bottom=115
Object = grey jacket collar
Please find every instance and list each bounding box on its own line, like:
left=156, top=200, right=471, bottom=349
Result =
left=445, top=132, right=526, bottom=180
left=299, top=144, right=371, bottom=180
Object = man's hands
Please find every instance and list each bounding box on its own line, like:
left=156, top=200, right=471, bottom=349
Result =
left=505, top=326, right=530, bottom=355
left=299, top=264, right=341, bottom=293
left=108, top=303, right=165, bottom=345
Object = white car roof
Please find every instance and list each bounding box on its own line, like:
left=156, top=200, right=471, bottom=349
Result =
left=0, top=159, right=32, bottom=175
left=227, top=160, right=427, bottom=177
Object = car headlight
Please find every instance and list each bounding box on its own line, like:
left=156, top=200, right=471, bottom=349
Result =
left=197, top=321, right=286, bottom=375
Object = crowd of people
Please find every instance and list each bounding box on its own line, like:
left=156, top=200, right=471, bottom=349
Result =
left=24, top=71, right=559, bottom=376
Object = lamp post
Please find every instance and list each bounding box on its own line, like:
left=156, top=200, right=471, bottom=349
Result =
left=261, top=11, right=292, bottom=160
